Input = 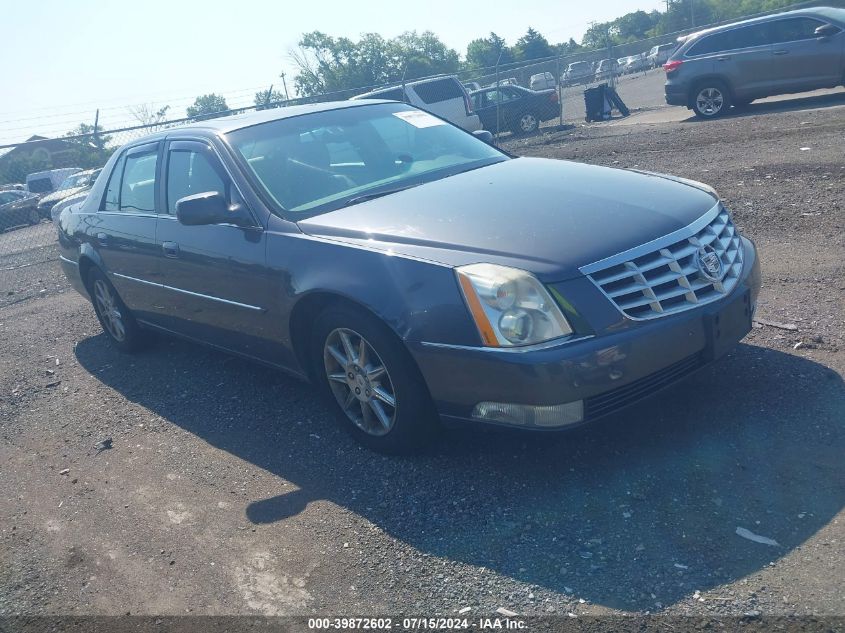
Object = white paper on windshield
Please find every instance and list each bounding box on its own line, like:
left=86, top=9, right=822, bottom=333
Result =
left=393, top=111, right=446, bottom=128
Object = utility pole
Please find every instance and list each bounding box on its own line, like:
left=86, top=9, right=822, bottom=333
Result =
left=92, top=109, right=100, bottom=151
left=279, top=72, right=290, bottom=102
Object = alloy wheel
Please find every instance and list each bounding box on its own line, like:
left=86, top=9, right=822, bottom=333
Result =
left=323, top=327, right=397, bottom=436
left=695, top=87, right=724, bottom=116
left=519, top=113, right=538, bottom=132
left=93, top=279, right=126, bottom=342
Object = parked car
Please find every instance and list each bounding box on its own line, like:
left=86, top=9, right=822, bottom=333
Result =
left=470, top=85, right=560, bottom=134
left=0, top=189, right=40, bottom=230
left=25, top=167, right=82, bottom=196
left=529, top=72, right=556, bottom=91
left=594, top=58, right=619, bottom=81
left=352, top=75, right=481, bottom=131
left=37, top=168, right=102, bottom=219
left=665, top=6, right=845, bottom=118
left=562, top=61, right=593, bottom=86
left=620, top=54, right=648, bottom=74
left=57, top=100, right=761, bottom=453
left=0, top=183, right=26, bottom=191
left=647, top=43, right=676, bottom=68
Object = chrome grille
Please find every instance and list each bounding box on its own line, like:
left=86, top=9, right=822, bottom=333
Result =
left=583, top=206, right=743, bottom=320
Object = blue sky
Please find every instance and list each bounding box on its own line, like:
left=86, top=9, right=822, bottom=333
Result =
left=0, top=0, right=662, bottom=144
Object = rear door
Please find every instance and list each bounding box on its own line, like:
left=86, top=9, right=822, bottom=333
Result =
left=87, top=142, right=165, bottom=323
left=766, top=17, right=844, bottom=91
left=154, top=138, right=273, bottom=359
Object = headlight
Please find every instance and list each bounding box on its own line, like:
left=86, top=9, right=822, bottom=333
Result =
left=456, top=263, right=572, bottom=347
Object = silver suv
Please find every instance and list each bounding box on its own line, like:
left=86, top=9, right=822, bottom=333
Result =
left=664, top=7, right=845, bottom=118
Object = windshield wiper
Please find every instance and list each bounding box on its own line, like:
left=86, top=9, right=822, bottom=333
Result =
left=343, top=183, right=421, bottom=207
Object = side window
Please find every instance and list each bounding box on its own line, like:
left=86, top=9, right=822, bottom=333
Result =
left=166, top=147, right=227, bottom=213
left=102, top=152, right=127, bottom=211
left=687, top=24, right=769, bottom=56
left=119, top=151, right=158, bottom=213
left=768, top=18, right=828, bottom=43
left=412, top=79, right=464, bottom=104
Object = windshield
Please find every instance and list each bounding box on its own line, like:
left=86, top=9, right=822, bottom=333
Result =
left=59, top=173, right=87, bottom=189
left=227, top=103, right=506, bottom=217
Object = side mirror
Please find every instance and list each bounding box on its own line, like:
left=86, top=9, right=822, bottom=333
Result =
left=473, top=130, right=495, bottom=145
left=815, top=23, right=839, bottom=38
left=175, top=191, right=250, bottom=227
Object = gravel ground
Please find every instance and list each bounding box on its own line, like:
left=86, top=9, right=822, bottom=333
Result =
left=1, top=96, right=843, bottom=623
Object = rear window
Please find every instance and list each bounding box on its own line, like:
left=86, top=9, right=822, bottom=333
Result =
left=361, top=87, right=406, bottom=101
left=412, top=78, right=464, bottom=104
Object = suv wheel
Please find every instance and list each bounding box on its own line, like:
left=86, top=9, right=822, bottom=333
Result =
left=691, top=81, right=731, bottom=118
left=87, top=268, right=148, bottom=353
left=312, top=306, right=438, bottom=453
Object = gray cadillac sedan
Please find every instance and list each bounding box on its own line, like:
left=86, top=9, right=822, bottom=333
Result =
left=57, top=101, right=761, bottom=452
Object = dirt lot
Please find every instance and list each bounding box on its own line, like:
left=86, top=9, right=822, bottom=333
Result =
left=1, top=95, right=843, bottom=623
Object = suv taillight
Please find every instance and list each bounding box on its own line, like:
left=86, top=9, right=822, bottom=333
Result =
left=663, top=60, right=683, bottom=74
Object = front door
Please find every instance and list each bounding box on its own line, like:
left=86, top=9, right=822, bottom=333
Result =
left=767, top=17, right=845, bottom=92
left=154, top=139, right=273, bottom=360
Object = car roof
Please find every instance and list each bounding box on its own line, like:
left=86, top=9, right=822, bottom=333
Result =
left=679, top=7, right=840, bottom=44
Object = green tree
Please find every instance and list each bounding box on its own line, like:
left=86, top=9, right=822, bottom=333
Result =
left=465, top=32, right=514, bottom=71
left=254, top=88, right=287, bottom=110
left=186, top=94, right=229, bottom=121
left=291, top=30, right=460, bottom=97
left=514, top=27, right=553, bottom=61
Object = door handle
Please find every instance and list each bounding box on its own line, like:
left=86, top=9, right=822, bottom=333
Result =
left=96, top=232, right=108, bottom=246
left=162, top=241, right=180, bottom=258
left=774, top=49, right=789, bottom=55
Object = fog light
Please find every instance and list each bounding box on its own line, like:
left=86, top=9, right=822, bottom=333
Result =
left=471, top=400, right=584, bottom=428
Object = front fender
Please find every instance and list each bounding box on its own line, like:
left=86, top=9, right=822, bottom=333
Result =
left=267, top=231, right=481, bottom=347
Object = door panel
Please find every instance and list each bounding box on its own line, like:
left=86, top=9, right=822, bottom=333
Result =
left=155, top=140, right=273, bottom=360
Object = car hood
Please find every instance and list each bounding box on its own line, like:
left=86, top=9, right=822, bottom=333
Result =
left=39, top=185, right=88, bottom=205
left=297, top=157, right=719, bottom=281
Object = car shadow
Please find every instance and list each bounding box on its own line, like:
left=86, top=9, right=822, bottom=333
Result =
left=74, top=335, right=845, bottom=611
left=684, top=88, right=845, bottom=122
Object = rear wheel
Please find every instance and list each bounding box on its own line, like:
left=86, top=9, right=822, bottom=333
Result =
left=691, top=80, right=732, bottom=118
left=87, top=268, right=147, bottom=353
left=312, top=305, right=438, bottom=453
left=513, top=111, right=539, bottom=135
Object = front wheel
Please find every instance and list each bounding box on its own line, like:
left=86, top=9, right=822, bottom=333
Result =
left=312, top=306, right=438, bottom=453
left=691, top=81, right=732, bottom=118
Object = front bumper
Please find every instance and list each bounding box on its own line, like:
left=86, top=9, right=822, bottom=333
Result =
left=410, top=237, right=761, bottom=429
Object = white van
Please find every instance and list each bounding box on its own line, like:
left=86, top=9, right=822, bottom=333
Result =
left=25, top=167, right=82, bottom=195
left=530, top=72, right=556, bottom=91
left=352, top=76, right=481, bottom=132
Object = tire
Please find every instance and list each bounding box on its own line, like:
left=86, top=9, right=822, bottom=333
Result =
left=691, top=80, right=732, bottom=118
left=513, top=111, right=539, bottom=135
left=311, top=305, right=439, bottom=454
left=87, top=267, right=148, bottom=353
